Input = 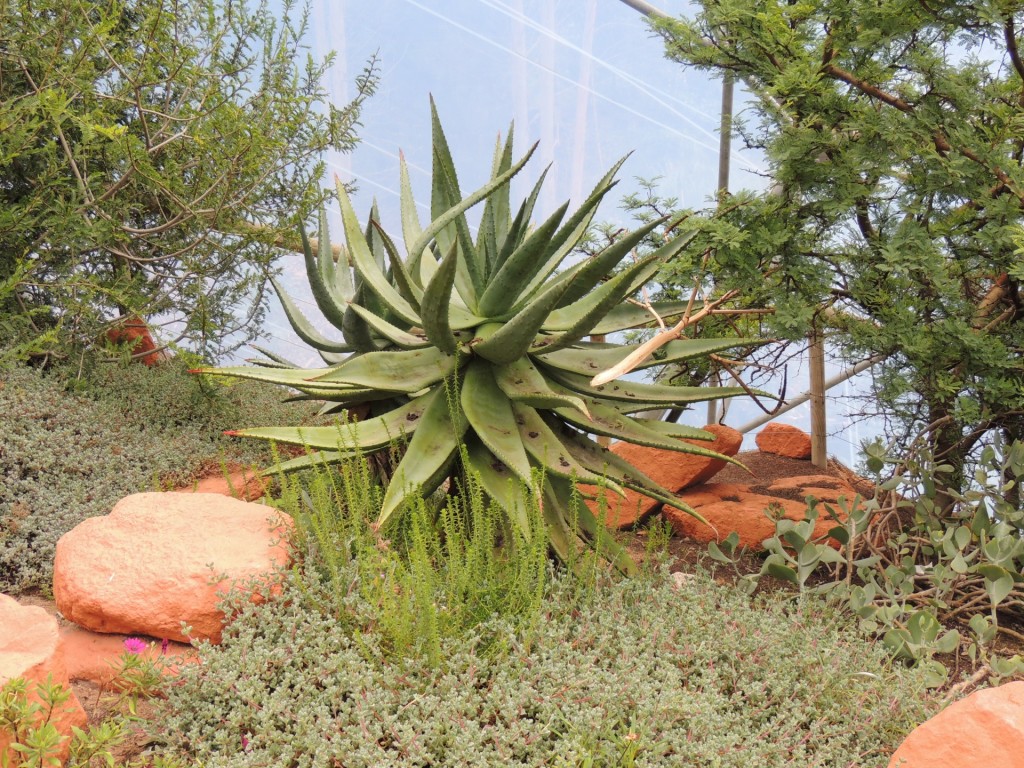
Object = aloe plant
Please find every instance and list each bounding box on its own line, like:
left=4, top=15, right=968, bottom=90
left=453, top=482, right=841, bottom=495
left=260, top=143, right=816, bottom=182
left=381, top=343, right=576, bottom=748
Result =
left=197, top=102, right=759, bottom=571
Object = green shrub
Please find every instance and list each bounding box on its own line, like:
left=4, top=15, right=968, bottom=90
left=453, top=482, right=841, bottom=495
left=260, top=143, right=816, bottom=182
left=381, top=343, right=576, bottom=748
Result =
left=0, top=358, right=318, bottom=594
left=156, top=561, right=938, bottom=767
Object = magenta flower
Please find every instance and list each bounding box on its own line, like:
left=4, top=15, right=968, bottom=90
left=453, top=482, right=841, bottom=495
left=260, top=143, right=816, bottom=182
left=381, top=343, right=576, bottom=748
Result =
left=123, top=637, right=147, bottom=655
left=161, top=638, right=169, bottom=655
left=241, top=734, right=250, bottom=750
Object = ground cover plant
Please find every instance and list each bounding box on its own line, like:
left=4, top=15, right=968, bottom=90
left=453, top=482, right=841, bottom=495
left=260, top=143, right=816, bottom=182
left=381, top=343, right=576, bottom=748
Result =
left=0, top=354, right=321, bottom=594
left=150, top=462, right=942, bottom=767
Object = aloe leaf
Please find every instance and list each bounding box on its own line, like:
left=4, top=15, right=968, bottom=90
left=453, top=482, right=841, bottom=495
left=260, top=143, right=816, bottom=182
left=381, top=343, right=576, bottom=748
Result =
left=347, top=304, right=428, bottom=349
left=338, top=183, right=420, bottom=326
left=542, top=365, right=757, bottom=406
left=538, top=337, right=758, bottom=377
left=398, top=153, right=427, bottom=279
left=194, top=364, right=355, bottom=392
left=371, top=219, right=423, bottom=311
left=478, top=200, right=569, bottom=316
left=378, top=381, right=467, bottom=527
left=248, top=344, right=299, bottom=368
left=477, top=127, right=514, bottom=276
left=463, top=433, right=533, bottom=540
left=540, top=481, right=578, bottom=564
left=553, top=394, right=742, bottom=465
left=437, top=155, right=485, bottom=306
left=420, top=240, right=459, bottom=354
left=546, top=475, right=637, bottom=575
left=472, top=278, right=571, bottom=365
left=633, top=420, right=715, bottom=440
left=493, top=166, right=550, bottom=273
left=550, top=300, right=699, bottom=335
left=460, top=360, right=533, bottom=484
left=557, top=427, right=707, bottom=522
left=492, top=357, right=589, bottom=415
left=408, top=143, right=537, bottom=286
left=313, top=346, right=459, bottom=392
left=511, top=402, right=623, bottom=493
left=301, top=226, right=349, bottom=329
left=264, top=449, right=347, bottom=475
left=531, top=252, right=662, bottom=354
left=269, top=277, right=352, bottom=354
left=512, top=156, right=629, bottom=305
left=341, top=285, right=381, bottom=353
left=553, top=217, right=667, bottom=312
left=230, top=391, right=438, bottom=452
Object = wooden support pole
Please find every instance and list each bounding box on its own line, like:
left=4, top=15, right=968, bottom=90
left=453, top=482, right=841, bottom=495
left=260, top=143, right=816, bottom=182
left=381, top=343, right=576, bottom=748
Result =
left=808, top=328, right=827, bottom=469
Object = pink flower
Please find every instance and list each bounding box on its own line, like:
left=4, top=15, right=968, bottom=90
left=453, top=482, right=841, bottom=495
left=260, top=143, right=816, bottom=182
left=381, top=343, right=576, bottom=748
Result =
left=161, top=638, right=169, bottom=655
left=123, top=637, right=147, bottom=655
left=241, top=734, right=250, bottom=750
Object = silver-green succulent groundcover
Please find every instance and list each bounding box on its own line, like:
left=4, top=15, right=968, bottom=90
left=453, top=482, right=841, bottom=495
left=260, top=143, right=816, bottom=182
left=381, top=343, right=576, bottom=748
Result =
left=197, top=103, right=759, bottom=570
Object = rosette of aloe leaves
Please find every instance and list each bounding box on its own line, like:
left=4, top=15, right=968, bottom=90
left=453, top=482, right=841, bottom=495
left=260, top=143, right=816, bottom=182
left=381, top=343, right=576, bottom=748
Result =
left=196, top=102, right=762, bottom=572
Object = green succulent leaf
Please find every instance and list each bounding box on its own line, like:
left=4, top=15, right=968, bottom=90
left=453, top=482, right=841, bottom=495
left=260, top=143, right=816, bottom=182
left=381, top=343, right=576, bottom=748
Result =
left=338, top=182, right=421, bottom=325
left=420, top=240, right=460, bottom=354
left=463, top=433, right=533, bottom=540
left=542, top=366, right=753, bottom=406
left=539, top=337, right=758, bottom=378
left=301, top=226, right=349, bottom=330
left=232, top=391, right=438, bottom=452
left=346, top=304, right=427, bottom=349
left=492, top=356, right=590, bottom=416
left=461, top=360, right=533, bottom=484
left=478, top=200, right=570, bottom=317
left=378, top=382, right=467, bottom=527
left=313, top=346, right=460, bottom=392
left=268, top=278, right=352, bottom=354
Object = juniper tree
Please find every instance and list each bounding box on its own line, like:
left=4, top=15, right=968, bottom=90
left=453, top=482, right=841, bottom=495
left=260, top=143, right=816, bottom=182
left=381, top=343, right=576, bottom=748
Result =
left=650, top=0, right=1024, bottom=509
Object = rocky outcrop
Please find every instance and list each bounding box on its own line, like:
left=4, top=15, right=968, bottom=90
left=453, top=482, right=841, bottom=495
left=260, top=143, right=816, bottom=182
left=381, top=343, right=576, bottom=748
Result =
left=174, top=463, right=269, bottom=502
left=103, top=315, right=167, bottom=366
left=59, top=626, right=193, bottom=686
left=756, top=423, right=812, bottom=459
left=888, top=681, right=1024, bottom=767
left=581, top=425, right=743, bottom=529
left=0, top=595, right=87, bottom=766
left=53, top=492, right=293, bottom=643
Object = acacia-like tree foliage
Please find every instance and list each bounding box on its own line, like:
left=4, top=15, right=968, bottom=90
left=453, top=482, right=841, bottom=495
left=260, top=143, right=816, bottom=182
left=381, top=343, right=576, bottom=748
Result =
left=1, top=0, right=377, bottom=360
left=650, top=1, right=1024, bottom=508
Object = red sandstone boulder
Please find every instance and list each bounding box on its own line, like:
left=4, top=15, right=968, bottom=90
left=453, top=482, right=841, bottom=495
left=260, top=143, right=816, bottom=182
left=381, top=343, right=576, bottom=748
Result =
left=104, top=315, right=167, bottom=366
left=663, top=482, right=841, bottom=548
left=888, top=681, right=1024, bottom=768
left=0, top=595, right=87, bottom=766
left=756, top=423, right=812, bottom=459
left=59, top=626, right=194, bottom=687
left=581, top=425, right=744, bottom=529
left=53, top=492, right=293, bottom=643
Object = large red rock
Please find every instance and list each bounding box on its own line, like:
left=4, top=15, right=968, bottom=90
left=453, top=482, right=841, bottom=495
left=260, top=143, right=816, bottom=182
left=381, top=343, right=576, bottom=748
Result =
left=888, top=682, right=1024, bottom=768
left=662, top=482, right=841, bottom=548
left=0, top=594, right=87, bottom=766
left=756, top=423, right=812, bottom=459
left=53, top=492, right=293, bottom=643
left=581, top=425, right=744, bottom=529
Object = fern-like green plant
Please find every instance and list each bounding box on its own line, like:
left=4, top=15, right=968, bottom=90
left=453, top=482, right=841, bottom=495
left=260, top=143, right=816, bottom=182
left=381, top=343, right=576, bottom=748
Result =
left=196, top=101, right=760, bottom=571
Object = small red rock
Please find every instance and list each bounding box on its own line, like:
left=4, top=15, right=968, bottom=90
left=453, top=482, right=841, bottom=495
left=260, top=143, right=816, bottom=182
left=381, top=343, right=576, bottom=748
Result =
left=59, top=626, right=194, bottom=687
left=888, top=681, right=1024, bottom=768
left=176, top=464, right=269, bottom=501
left=0, top=595, right=87, bottom=766
left=53, top=492, right=293, bottom=643
left=104, top=315, right=167, bottom=366
left=580, top=425, right=744, bottom=530
left=756, top=423, right=813, bottom=459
